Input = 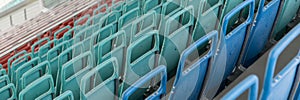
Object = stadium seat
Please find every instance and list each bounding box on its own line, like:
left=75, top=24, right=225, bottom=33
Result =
left=54, top=25, right=71, bottom=45
left=241, top=0, right=281, bottom=67
left=130, top=11, right=157, bottom=43
left=271, top=0, right=300, bottom=40
left=160, top=6, right=194, bottom=79
left=19, top=75, right=55, bottom=100
left=0, top=83, right=17, bottom=100
left=54, top=90, right=74, bottom=100
left=15, top=57, right=39, bottom=93
left=0, top=75, right=10, bottom=88
left=19, top=61, right=51, bottom=92
left=169, top=31, right=218, bottom=100
left=74, top=15, right=91, bottom=29
left=142, top=0, right=164, bottom=14
left=80, top=57, right=119, bottom=100
left=10, top=53, right=33, bottom=84
left=47, top=41, right=70, bottom=87
left=122, top=65, right=167, bottom=100
left=221, top=75, right=259, bottom=100
left=219, top=0, right=254, bottom=84
left=31, top=38, right=50, bottom=57
left=38, top=40, right=54, bottom=62
left=260, top=24, right=300, bottom=100
left=98, top=31, right=126, bottom=75
left=118, top=7, right=140, bottom=35
left=7, top=51, right=28, bottom=77
left=123, top=0, right=141, bottom=14
left=58, top=52, right=93, bottom=99
left=121, top=31, right=160, bottom=96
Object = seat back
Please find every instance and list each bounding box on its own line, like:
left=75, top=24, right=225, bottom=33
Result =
left=60, top=52, right=93, bottom=99
left=56, top=43, right=83, bottom=95
left=38, top=40, right=54, bottom=62
left=80, top=58, right=119, bottom=100
left=123, top=0, right=141, bottom=13
left=74, top=26, right=94, bottom=52
left=10, top=53, right=33, bottom=84
left=221, top=75, right=259, bottom=100
left=20, top=61, right=51, bottom=91
left=143, top=0, right=164, bottom=14
left=121, top=31, right=160, bottom=95
left=74, top=15, right=91, bottom=29
left=98, top=31, right=126, bottom=76
left=272, top=0, right=300, bottom=40
left=0, top=83, right=17, bottom=100
left=261, top=24, right=300, bottom=100
left=31, top=38, right=50, bottom=57
left=160, top=6, right=194, bottom=78
left=19, top=75, right=55, bottom=100
left=241, top=0, right=281, bottom=67
left=118, top=7, right=140, bottom=30
left=219, top=0, right=254, bottom=81
left=169, top=31, right=218, bottom=100
left=7, top=50, right=27, bottom=77
left=54, top=90, right=74, bottom=100
left=47, top=41, right=70, bottom=86
left=122, top=65, right=167, bottom=100
left=54, top=25, right=71, bottom=45
left=15, top=57, right=39, bottom=94
left=130, top=11, right=157, bottom=43
left=0, top=75, right=10, bottom=88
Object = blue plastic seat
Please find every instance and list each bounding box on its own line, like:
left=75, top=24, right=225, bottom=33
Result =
left=54, top=90, right=74, bottom=100
left=20, top=61, right=51, bottom=92
left=80, top=57, right=119, bottom=100
left=169, top=31, right=218, bottom=100
left=260, top=24, right=300, bottom=100
left=289, top=67, right=300, bottom=100
left=217, top=0, right=255, bottom=88
left=0, top=83, right=17, bottom=100
left=221, top=75, right=259, bottom=100
left=122, top=65, right=167, bottom=100
left=241, top=0, right=281, bottom=67
left=59, top=52, right=93, bottom=99
left=160, top=6, right=194, bottom=79
left=121, top=31, right=160, bottom=96
left=98, top=31, right=126, bottom=75
left=0, top=75, right=10, bottom=88
left=19, top=75, right=55, bottom=100
left=15, top=57, right=39, bottom=94
left=31, top=38, right=50, bottom=57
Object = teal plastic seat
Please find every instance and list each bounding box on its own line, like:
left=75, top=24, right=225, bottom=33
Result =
left=74, top=26, right=94, bottom=52
left=121, top=31, right=160, bottom=97
left=0, top=83, right=17, bottom=100
left=56, top=43, right=84, bottom=95
left=63, top=26, right=80, bottom=44
left=92, top=4, right=108, bottom=23
left=221, top=75, right=259, bottom=100
left=74, top=15, right=91, bottom=30
left=31, top=38, right=50, bottom=57
left=0, top=75, right=10, bottom=88
left=129, top=11, right=157, bottom=44
left=7, top=50, right=28, bottom=77
left=0, top=64, right=6, bottom=76
left=38, top=40, right=54, bottom=62
left=54, top=25, right=71, bottom=45
left=15, top=57, right=39, bottom=94
left=98, top=31, right=126, bottom=75
left=47, top=41, right=70, bottom=86
left=160, top=6, right=194, bottom=79
left=122, top=65, right=167, bottom=100
left=54, top=90, right=74, bottom=100
left=80, top=57, right=119, bottom=100
left=19, top=75, right=55, bottom=100
left=118, top=7, right=140, bottom=30
left=143, top=0, right=165, bottom=14
left=20, top=61, right=51, bottom=93
left=59, top=52, right=93, bottom=99
left=10, top=53, right=33, bottom=84
left=123, top=0, right=141, bottom=14
left=272, top=0, right=300, bottom=40
left=91, top=24, right=116, bottom=64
